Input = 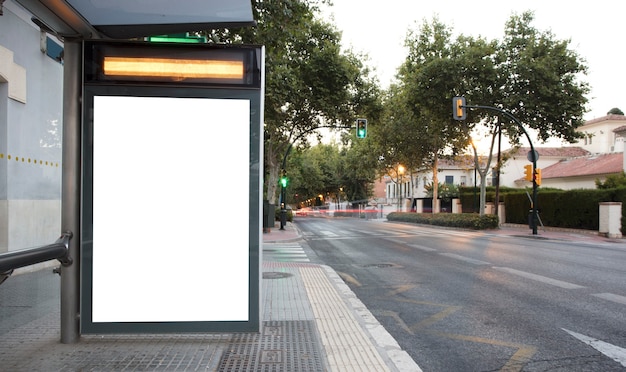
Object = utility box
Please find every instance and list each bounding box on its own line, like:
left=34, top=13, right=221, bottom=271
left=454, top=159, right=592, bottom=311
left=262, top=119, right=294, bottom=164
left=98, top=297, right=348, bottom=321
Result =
left=263, top=200, right=275, bottom=231
left=599, top=202, right=622, bottom=238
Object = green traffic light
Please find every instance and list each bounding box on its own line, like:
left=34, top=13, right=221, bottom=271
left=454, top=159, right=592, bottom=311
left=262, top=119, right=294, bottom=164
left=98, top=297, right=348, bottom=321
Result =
left=280, top=177, right=288, bottom=187
left=356, top=118, right=367, bottom=138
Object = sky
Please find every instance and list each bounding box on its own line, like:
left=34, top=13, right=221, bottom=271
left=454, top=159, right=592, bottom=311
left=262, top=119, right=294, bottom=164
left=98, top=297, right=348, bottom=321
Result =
left=321, top=0, right=625, bottom=122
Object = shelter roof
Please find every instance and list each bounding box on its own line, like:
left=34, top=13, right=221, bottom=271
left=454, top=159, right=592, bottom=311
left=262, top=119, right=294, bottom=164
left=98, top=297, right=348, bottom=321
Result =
left=14, top=0, right=254, bottom=39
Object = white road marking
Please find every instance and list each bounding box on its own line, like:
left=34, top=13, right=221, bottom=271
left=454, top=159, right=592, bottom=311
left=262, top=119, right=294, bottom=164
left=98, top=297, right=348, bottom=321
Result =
left=439, top=253, right=491, bottom=265
left=563, top=329, right=626, bottom=367
left=592, top=293, right=626, bottom=306
left=493, top=267, right=585, bottom=289
left=263, top=243, right=309, bottom=262
left=407, top=244, right=437, bottom=252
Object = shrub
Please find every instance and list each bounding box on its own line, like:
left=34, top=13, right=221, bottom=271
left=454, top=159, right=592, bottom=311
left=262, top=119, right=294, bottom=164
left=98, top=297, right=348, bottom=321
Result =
left=387, top=212, right=499, bottom=230
left=274, top=207, right=293, bottom=222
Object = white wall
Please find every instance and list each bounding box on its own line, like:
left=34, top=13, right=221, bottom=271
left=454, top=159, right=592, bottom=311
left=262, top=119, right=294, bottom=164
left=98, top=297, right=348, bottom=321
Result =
left=0, top=1, right=63, bottom=253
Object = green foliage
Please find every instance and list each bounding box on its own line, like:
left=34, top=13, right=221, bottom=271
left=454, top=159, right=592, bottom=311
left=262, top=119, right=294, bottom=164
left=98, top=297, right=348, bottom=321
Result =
left=503, top=189, right=615, bottom=230
left=203, top=0, right=379, bottom=205
left=496, top=11, right=589, bottom=144
left=392, top=18, right=497, bottom=202
left=376, top=12, right=588, bottom=216
left=596, top=171, right=626, bottom=189
left=373, top=85, right=431, bottom=188
left=459, top=186, right=626, bottom=232
left=387, top=212, right=499, bottom=230
left=607, top=107, right=624, bottom=115
left=287, top=142, right=376, bottom=206
left=274, top=207, right=293, bottom=222
left=424, top=182, right=459, bottom=201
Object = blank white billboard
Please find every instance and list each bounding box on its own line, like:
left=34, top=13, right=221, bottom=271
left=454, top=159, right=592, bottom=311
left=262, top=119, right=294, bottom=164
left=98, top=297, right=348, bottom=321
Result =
left=91, top=95, right=250, bottom=322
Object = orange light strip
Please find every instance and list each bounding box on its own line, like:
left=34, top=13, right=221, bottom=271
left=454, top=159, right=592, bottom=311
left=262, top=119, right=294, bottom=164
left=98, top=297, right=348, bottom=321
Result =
left=103, top=56, right=244, bottom=80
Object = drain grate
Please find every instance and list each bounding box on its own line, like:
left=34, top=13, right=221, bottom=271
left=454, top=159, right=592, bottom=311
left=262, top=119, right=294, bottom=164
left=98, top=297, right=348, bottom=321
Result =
left=217, top=320, right=324, bottom=371
left=263, top=272, right=294, bottom=279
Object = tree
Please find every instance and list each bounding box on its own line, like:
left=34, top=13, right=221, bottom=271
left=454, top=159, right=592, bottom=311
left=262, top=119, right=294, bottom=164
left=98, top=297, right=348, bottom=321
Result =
left=396, top=17, right=497, bottom=211
left=391, top=12, right=589, bottom=216
left=608, top=108, right=624, bottom=115
left=372, top=84, right=430, bottom=206
left=340, top=139, right=378, bottom=204
left=203, top=0, right=374, bottom=205
left=495, top=11, right=589, bottom=144
left=596, top=171, right=626, bottom=189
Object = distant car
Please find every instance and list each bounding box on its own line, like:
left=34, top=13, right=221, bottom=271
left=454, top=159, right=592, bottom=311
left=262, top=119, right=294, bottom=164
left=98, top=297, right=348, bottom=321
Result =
left=295, top=207, right=311, bottom=216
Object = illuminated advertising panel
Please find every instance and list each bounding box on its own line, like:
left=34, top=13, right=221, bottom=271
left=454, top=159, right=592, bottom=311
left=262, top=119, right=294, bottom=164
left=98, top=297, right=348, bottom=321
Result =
left=81, top=41, right=263, bottom=333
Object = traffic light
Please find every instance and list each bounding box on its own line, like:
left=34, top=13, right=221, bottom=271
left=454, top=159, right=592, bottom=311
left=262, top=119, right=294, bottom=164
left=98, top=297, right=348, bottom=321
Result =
left=535, top=168, right=542, bottom=186
left=452, top=96, right=467, bottom=120
left=279, top=175, right=288, bottom=188
left=356, top=118, right=367, bottom=138
left=524, top=164, right=533, bottom=182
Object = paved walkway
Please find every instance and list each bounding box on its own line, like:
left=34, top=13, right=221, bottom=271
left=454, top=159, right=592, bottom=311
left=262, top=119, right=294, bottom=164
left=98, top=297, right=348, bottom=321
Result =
left=0, top=222, right=421, bottom=371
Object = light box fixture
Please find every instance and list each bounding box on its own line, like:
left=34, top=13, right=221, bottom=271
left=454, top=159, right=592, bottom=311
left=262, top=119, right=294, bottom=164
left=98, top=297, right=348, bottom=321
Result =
left=84, top=40, right=261, bottom=87
left=103, top=56, right=244, bottom=80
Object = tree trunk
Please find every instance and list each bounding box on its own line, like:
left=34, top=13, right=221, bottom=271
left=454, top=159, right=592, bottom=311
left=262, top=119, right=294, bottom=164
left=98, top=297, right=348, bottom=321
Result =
left=266, top=144, right=280, bottom=205
left=479, top=169, right=487, bottom=215
left=472, top=131, right=496, bottom=216
left=267, top=164, right=280, bottom=205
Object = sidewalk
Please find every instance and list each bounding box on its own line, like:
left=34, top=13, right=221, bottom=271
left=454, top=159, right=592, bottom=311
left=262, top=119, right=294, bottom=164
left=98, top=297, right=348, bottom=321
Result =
left=0, top=222, right=421, bottom=372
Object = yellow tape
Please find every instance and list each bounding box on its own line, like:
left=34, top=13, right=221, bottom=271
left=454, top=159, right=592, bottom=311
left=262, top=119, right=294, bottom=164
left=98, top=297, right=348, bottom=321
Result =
left=0, top=153, right=59, bottom=167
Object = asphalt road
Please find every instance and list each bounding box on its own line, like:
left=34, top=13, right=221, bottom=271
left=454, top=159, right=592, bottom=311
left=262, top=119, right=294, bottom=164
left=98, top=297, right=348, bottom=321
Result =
left=296, top=216, right=626, bottom=372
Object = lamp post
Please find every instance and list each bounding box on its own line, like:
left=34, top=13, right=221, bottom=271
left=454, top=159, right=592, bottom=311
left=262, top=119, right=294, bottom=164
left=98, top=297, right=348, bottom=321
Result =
left=397, top=165, right=405, bottom=211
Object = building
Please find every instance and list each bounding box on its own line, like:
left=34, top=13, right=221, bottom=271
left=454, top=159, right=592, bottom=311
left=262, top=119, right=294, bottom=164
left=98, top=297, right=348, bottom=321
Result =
left=538, top=152, right=623, bottom=189
left=575, top=114, right=626, bottom=154
left=506, top=147, right=590, bottom=188
left=383, top=158, right=478, bottom=207
left=383, top=114, right=626, bottom=206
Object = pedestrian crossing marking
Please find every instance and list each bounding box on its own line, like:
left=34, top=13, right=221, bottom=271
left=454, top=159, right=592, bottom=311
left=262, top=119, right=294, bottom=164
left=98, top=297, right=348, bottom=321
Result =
left=304, top=227, right=480, bottom=240
left=263, top=243, right=309, bottom=262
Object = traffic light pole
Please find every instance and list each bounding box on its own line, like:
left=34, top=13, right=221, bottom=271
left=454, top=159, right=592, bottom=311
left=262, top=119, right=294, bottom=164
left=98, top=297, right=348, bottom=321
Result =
left=462, top=104, right=539, bottom=235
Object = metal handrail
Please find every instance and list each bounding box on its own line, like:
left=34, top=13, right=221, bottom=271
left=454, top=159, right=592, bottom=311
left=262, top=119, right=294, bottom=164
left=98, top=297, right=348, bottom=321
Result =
left=0, top=231, right=73, bottom=285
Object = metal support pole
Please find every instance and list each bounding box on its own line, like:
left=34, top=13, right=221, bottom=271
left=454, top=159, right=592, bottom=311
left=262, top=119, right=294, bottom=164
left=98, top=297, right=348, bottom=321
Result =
left=494, top=121, right=501, bottom=217
left=463, top=104, right=539, bottom=235
left=60, top=40, right=82, bottom=344
left=279, top=180, right=286, bottom=230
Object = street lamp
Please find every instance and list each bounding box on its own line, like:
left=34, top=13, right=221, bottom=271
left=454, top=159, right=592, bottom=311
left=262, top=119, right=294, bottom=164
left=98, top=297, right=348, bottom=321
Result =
left=397, top=165, right=405, bottom=211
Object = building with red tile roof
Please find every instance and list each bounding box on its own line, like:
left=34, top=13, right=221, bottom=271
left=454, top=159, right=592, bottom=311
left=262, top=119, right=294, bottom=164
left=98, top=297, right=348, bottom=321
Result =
left=382, top=114, right=626, bottom=207
left=534, top=153, right=623, bottom=189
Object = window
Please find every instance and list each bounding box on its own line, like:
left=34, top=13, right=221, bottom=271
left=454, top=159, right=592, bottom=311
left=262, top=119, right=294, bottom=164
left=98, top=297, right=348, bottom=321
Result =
left=445, top=175, right=454, bottom=184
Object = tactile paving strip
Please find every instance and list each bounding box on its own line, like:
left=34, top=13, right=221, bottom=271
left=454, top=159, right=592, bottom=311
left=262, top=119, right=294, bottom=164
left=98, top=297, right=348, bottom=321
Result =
left=217, top=320, right=325, bottom=371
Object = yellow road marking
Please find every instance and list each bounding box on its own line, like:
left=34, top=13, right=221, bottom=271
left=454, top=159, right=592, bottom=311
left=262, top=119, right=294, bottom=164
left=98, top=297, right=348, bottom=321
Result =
left=380, top=296, right=537, bottom=371
left=337, top=271, right=361, bottom=287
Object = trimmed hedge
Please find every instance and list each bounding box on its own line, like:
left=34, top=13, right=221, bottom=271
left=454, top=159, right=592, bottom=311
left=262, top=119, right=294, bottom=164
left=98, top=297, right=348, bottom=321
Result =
left=459, top=186, right=626, bottom=232
left=387, top=212, right=499, bottom=230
